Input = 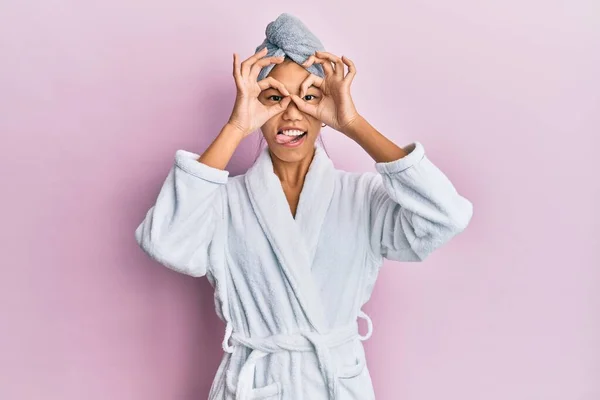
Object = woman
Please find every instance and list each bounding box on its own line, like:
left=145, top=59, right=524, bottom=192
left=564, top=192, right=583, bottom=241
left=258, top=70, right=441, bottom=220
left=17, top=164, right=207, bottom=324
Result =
left=135, top=13, right=473, bottom=400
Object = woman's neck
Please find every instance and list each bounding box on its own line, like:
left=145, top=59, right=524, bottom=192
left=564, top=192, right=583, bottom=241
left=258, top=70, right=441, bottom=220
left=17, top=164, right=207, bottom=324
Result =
left=270, top=148, right=315, bottom=189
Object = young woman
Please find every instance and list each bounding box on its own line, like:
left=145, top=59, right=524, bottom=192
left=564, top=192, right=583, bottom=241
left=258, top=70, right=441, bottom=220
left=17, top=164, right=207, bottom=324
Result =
left=135, top=13, right=473, bottom=400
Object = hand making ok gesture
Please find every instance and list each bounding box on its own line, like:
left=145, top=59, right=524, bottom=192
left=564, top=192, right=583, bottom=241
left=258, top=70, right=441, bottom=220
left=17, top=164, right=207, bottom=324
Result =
left=227, top=47, right=293, bottom=137
left=290, top=51, right=361, bottom=135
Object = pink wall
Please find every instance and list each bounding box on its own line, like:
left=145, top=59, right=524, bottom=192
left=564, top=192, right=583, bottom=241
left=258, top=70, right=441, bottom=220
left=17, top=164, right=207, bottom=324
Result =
left=1, top=1, right=598, bottom=399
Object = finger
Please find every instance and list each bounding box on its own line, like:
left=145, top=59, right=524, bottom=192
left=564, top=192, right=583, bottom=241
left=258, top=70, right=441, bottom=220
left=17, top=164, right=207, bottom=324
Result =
left=241, top=47, right=268, bottom=76
left=301, top=55, right=316, bottom=68
left=302, top=56, right=332, bottom=83
left=309, top=56, right=335, bottom=78
left=290, top=94, right=318, bottom=118
left=267, top=96, right=292, bottom=118
left=299, top=74, right=323, bottom=98
left=315, top=50, right=341, bottom=62
left=315, top=51, right=344, bottom=78
left=341, top=55, right=356, bottom=84
left=249, top=56, right=285, bottom=81
left=302, top=54, right=337, bottom=77
left=257, top=77, right=290, bottom=96
left=233, top=53, right=242, bottom=86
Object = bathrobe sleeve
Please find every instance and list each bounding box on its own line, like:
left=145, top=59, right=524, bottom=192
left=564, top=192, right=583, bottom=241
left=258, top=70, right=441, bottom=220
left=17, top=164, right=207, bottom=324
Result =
left=135, top=149, right=229, bottom=277
left=367, top=141, right=473, bottom=262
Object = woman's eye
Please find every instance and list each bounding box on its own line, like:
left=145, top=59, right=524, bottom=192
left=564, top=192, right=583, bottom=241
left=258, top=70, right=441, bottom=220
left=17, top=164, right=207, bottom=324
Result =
left=267, top=94, right=316, bottom=102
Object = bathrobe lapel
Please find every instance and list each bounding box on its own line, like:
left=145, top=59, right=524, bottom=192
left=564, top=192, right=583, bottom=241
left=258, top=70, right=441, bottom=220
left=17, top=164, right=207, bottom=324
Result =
left=244, top=144, right=335, bottom=333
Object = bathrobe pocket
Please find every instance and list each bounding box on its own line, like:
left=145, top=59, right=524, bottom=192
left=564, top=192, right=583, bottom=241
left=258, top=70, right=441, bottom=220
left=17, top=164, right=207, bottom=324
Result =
left=336, top=340, right=376, bottom=399
left=225, top=373, right=282, bottom=400
left=249, top=382, right=282, bottom=400
left=337, top=339, right=366, bottom=379
left=225, top=349, right=282, bottom=400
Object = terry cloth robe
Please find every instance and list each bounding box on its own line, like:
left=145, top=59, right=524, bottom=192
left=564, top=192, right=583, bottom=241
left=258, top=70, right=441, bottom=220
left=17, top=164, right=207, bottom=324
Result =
left=135, top=141, right=473, bottom=400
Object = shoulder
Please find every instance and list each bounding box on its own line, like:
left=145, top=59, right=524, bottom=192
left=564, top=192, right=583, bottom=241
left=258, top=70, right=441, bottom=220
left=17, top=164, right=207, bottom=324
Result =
left=226, top=173, right=247, bottom=185
left=222, top=174, right=247, bottom=195
left=333, top=166, right=381, bottom=189
left=331, top=167, right=382, bottom=202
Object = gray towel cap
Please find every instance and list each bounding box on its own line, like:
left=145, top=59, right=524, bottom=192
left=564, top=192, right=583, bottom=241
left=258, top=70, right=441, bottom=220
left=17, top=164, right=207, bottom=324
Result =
left=254, top=13, right=325, bottom=81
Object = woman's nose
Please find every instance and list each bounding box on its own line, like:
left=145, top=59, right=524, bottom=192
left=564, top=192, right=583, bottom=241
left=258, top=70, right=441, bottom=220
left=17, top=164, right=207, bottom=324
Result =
left=282, top=99, right=303, bottom=120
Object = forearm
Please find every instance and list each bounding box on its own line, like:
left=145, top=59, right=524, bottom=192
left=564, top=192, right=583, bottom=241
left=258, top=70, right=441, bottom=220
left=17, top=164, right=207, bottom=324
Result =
left=197, top=123, right=246, bottom=170
left=343, top=115, right=409, bottom=163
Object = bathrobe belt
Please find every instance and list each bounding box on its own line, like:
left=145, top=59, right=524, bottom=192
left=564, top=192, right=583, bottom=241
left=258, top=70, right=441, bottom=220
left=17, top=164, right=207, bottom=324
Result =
left=222, top=311, right=373, bottom=400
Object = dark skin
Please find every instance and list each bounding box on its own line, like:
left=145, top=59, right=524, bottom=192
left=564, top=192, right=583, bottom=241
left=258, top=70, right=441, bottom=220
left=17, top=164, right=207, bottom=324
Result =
left=285, top=184, right=301, bottom=218
left=198, top=48, right=409, bottom=218
left=256, top=52, right=411, bottom=217
left=256, top=59, right=323, bottom=217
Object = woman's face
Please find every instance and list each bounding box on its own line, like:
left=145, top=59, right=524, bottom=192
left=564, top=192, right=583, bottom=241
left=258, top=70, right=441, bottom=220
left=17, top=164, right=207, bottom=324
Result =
left=258, top=59, right=323, bottom=163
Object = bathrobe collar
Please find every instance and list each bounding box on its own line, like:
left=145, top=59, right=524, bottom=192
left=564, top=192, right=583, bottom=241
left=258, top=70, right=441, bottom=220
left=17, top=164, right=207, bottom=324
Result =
left=244, top=144, right=335, bottom=333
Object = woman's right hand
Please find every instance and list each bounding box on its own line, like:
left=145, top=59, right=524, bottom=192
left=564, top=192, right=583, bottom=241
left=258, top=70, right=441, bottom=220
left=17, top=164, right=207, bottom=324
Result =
left=227, top=47, right=292, bottom=138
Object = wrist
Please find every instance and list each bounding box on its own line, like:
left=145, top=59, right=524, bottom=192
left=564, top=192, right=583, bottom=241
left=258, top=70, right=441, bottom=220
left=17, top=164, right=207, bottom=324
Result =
left=223, top=122, right=249, bottom=140
left=340, top=114, right=365, bottom=138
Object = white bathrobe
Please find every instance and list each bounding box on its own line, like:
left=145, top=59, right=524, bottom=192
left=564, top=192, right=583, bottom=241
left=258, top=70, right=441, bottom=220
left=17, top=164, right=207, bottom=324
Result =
left=135, top=141, right=473, bottom=400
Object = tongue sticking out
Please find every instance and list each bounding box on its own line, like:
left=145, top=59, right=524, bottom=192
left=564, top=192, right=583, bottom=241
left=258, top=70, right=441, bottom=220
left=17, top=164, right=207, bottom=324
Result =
left=275, top=133, right=304, bottom=144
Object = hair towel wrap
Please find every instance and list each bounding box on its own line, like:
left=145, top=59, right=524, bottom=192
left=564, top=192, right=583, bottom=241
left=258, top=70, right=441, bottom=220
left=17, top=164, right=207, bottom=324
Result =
left=255, top=13, right=325, bottom=81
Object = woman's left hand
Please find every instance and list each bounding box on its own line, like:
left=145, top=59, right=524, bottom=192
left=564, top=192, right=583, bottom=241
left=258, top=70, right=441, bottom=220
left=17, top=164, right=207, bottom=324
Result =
left=290, top=51, right=361, bottom=135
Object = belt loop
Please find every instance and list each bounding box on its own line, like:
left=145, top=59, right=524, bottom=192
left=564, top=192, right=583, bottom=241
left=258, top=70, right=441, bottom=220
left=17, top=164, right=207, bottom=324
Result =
left=357, top=310, right=373, bottom=341
left=222, top=321, right=234, bottom=353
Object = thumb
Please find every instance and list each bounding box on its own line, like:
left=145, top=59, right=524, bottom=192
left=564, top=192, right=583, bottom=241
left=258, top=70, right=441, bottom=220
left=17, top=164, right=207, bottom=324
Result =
left=290, top=94, right=318, bottom=118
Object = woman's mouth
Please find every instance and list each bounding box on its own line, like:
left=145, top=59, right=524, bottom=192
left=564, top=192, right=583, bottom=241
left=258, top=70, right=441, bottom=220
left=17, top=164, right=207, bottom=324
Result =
left=275, top=130, right=307, bottom=147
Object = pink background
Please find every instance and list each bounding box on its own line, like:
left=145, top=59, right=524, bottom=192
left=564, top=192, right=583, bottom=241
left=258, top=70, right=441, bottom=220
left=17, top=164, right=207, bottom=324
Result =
left=1, top=1, right=598, bottom=399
